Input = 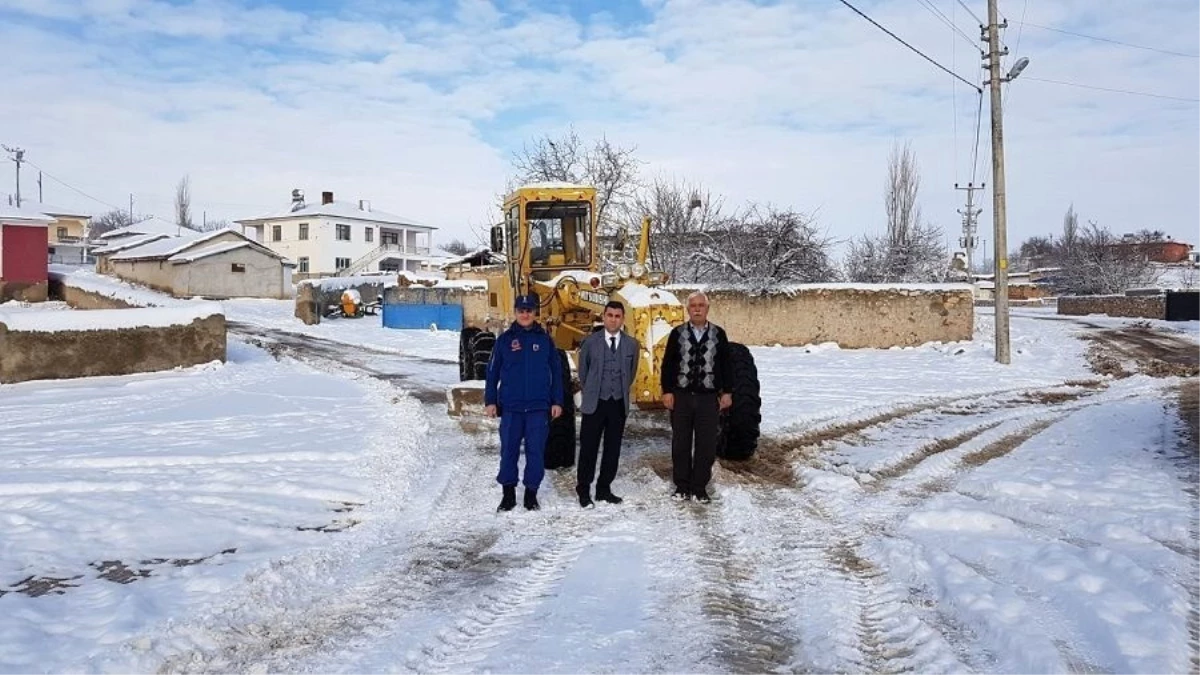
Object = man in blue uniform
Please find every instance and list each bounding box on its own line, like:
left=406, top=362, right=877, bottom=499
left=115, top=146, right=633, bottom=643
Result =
left=484, top=293, right=564, bottom=512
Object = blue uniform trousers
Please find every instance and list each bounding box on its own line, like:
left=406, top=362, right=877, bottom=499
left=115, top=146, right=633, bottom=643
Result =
left=497, top=410, right=549, bottom=490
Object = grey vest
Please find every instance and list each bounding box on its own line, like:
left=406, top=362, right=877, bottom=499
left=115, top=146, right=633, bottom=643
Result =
left=599, top=335, right=624, bottom=401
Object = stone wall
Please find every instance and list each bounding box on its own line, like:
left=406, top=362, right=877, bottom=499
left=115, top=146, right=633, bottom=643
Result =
left=1057, top=294, right=1166, bottom=320
left=662, top=286, right=973, bottom=348
left=48, top=279, right=137, bottom=309
left=0, top=313, right=226, bottom=384
left=0, top=280, right=48, bottom=303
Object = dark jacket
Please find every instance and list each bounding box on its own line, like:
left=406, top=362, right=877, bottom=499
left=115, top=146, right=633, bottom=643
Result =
left=660, top=322, right=733, bottom=395
left=485, top=322, right=565, bottom=413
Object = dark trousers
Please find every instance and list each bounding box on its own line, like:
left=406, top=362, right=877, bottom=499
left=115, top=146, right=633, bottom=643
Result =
left=577, top=398, right=626, bottom=493
left=670, top=391, right=719, bottom=493
left=497, top=410, right=548, bottom=490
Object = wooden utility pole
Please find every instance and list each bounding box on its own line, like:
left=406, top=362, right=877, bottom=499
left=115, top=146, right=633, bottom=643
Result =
left=984, top=0, right=1010, bottom=364
left=2, top=145, right=24, bottom=208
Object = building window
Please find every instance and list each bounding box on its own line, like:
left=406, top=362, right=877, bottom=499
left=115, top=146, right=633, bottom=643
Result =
left=272, top=225, right=282, bottom=242
left=57, top=226, right=68, bottom=240
left=298, top=257, right=309, bottom=273
left=335, top=257, right=351, bottom=270
left=336, top=224, right=351, bottom=241
left=231, top=263, right=246, bottom=273
left=299, top=223, right=309, bottom=240
left=365, top=227, right=374, bottom=243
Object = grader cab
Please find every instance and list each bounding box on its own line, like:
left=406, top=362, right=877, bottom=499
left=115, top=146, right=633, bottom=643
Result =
left=450, top=182, right=762, bottom=464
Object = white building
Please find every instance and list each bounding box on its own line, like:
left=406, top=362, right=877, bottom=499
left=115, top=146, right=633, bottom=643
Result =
left=235, top=189, right=436, bottom=279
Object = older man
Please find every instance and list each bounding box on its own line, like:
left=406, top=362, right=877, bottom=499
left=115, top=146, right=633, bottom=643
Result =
left=660, top=291, right=733, bottom=503
left=575, top=300, right=641, bottom=508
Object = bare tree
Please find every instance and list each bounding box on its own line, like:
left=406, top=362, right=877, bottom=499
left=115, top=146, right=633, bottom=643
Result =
left=846, top=141, right=948, bottom=283
left=1059, top=221, right=1160, bottom=294
left=441, top=238, right=473, bottom=256
left=612, top=176, right=726, bottom=282
left=510, top=127, right=641, bottom=236
left=196, top=218, right=230, bottom=232
left=88, top=209, right=137, bottom=238
left=691, top=205, right=838, bottom=288
left=175, top=176, right=193, bottom=230
left=1061, top=204, right=1079, bottom=262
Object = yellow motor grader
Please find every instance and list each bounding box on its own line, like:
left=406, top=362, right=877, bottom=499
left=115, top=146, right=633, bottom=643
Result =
left=449, top=182, right=761, bottom=466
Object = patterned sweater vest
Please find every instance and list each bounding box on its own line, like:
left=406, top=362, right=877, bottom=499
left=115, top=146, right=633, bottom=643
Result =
left=676, top=327, right=718, bottom=392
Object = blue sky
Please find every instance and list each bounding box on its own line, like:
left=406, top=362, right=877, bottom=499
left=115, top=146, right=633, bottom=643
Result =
left=0, top=0, right=1196, bottom=251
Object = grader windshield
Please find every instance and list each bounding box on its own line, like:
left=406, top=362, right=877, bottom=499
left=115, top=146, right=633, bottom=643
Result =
left=525, top=201, right=592, bottom=267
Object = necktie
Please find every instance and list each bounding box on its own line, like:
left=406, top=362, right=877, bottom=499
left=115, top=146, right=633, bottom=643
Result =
left=610, top=336, right=617, bottom=353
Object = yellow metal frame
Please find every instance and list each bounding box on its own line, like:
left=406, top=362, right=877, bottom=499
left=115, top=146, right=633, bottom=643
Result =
left=481, top=183, right=682, bottom=408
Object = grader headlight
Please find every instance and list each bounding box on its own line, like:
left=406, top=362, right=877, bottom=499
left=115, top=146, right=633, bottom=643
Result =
left=647, top=271, right=667, bottom=285
left=616, top=263, right=632, bottom=279
left=601, top=273, right=618, bottom=287
left=632, top=263, right=647, bottom=278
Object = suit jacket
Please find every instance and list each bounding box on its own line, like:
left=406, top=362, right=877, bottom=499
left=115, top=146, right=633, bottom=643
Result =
left=578, top=328, right=641, bottom=415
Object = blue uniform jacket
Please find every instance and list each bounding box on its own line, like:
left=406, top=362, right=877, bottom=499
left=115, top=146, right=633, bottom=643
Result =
left=484, top=322, right=565, bottom=413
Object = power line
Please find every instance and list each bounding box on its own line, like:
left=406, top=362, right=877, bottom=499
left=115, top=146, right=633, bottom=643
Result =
left=836, top=0, right=982, bottom=92
left=22, top=160, right=128, bottom=213
left=1024, top=76, right=1200, bottom=102
left=970, top=90, right=984, bottom=184
left=914, top=0, right=979, bottom=51
left=954, top=0, right=983, bottom=26
left=1017, top=21, right=1199, bottom=59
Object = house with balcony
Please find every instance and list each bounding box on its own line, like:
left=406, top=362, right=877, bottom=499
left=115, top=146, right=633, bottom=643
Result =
left=235, top=189, right=436, bottom=280
left=33, top=204, right=93, bottom=265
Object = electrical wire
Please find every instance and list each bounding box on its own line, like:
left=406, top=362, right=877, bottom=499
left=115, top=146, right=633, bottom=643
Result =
left=954, top=0, right=983, bottom=27
left=915, top=0, right=978, bottom=51
left=22, top=160, right=128, bottom=214
left=1017, top=22, right=1199, bottom=59
left=1023, top=76, right=1200, bottom=102
left=836, top=0, right=982, bottom=93
left=970, top=90, right=984, bottom=185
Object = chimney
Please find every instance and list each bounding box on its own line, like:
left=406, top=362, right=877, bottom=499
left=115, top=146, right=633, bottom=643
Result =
left=359, top=199, right=371, bottom=212
left=289, top=188, right=305, bottom=212
left=322, top=191, right=334, bottom=205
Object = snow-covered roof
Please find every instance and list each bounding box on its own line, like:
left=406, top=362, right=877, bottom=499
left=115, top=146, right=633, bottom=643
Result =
left=110, top=229, right=232, bottom=261
left=29, top=203, right=91, bottom=219
left=99, top=219, right=200, bottom=240
left=438, top=246, right=505, bottom=268
left=0, top=204, right=54, bottom=226
left=170, top=241, right=249, bottom=263
left=236, top=200, right=434, bottom=229
left=515, top=181, right=591, bottom=191
left=92, top=233, right=170, bottom=255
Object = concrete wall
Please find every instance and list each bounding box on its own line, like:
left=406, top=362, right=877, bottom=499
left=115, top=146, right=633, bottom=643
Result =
left=110, top=259, right=175, bottom=295
left=1058, top=294, right=1166, bottom=320
left=174, top=247, right=290, bottom=299
left=664, top=286, right=973, bottom=348
left=0, top=314, right=226, bottom=384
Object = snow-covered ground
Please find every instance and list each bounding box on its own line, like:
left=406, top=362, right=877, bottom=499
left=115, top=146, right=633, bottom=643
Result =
left=1, top=291, right=1196, bottom=673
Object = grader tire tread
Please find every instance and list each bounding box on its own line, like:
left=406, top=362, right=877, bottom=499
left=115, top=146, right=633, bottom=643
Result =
left=717, top=342, right=762, bottom=461
left=469, top=331, right=496, bottom=381
left=546, top=349, right=576, bottom=470
left=458, top=327, right=481, bottom=381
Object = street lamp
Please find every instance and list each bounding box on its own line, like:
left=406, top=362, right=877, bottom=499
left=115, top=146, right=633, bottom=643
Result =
left=1006, top=57, right=1030, bottom=82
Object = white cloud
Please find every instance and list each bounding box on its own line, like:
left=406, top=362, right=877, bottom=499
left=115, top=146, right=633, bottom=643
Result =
left=0, top=0, right=1195, bottom=251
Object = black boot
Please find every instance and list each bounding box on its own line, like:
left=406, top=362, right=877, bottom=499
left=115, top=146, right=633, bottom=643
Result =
left=595, top=487, right=623, bottom=504
left=524, top=488, right=540, bottom=511
left=577, top=485, right=594, bottom=509
left=497, top=485, right=517, bottom=512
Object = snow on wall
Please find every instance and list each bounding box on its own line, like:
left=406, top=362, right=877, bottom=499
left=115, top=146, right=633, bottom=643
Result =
left=0, top=302, right=223, bottom=333
left=664, top=282, right=975, bottom=296
left=299, top=275, right=401, bottom=292
left=49, top=266, right=189, bottom=308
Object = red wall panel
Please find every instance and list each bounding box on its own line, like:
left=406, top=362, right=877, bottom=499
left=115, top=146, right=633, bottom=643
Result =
left=1, top=225, right=49, bottom=282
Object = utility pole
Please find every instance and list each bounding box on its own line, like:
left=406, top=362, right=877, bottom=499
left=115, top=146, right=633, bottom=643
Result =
left=955, top=182, right=985, bottom=281
left=2, top=145, right=24, bottom=208
left=38, top=171, right=43, bottom=203
left=129, top=193, right=134, bottom=223
left=981, top=0, right=1029, bottom=365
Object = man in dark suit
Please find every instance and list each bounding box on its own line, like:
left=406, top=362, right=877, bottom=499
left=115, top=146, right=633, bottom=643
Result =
left=575, top=300, right=641, bottom=508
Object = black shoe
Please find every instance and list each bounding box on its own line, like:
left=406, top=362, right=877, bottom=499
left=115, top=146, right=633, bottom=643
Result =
left=577, top=486, right=594, bottom=509
left=498, top=485, right=517, bottom=512
left=524, top=488, right=540, bottom=511
left=694, top=489, right=711, bottom=504
left=595, top=489, right=623, bottom=504
left=671, top=488, right=691, bottom=501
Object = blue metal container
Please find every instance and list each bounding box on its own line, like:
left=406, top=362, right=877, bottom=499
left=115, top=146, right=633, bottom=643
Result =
left=382, top=303, right=463, bottom=330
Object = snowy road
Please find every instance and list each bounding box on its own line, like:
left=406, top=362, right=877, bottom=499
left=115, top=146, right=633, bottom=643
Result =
left=126, top=318, right=1196, bottom=674
left=2, top=302, right=1195, bottom=673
